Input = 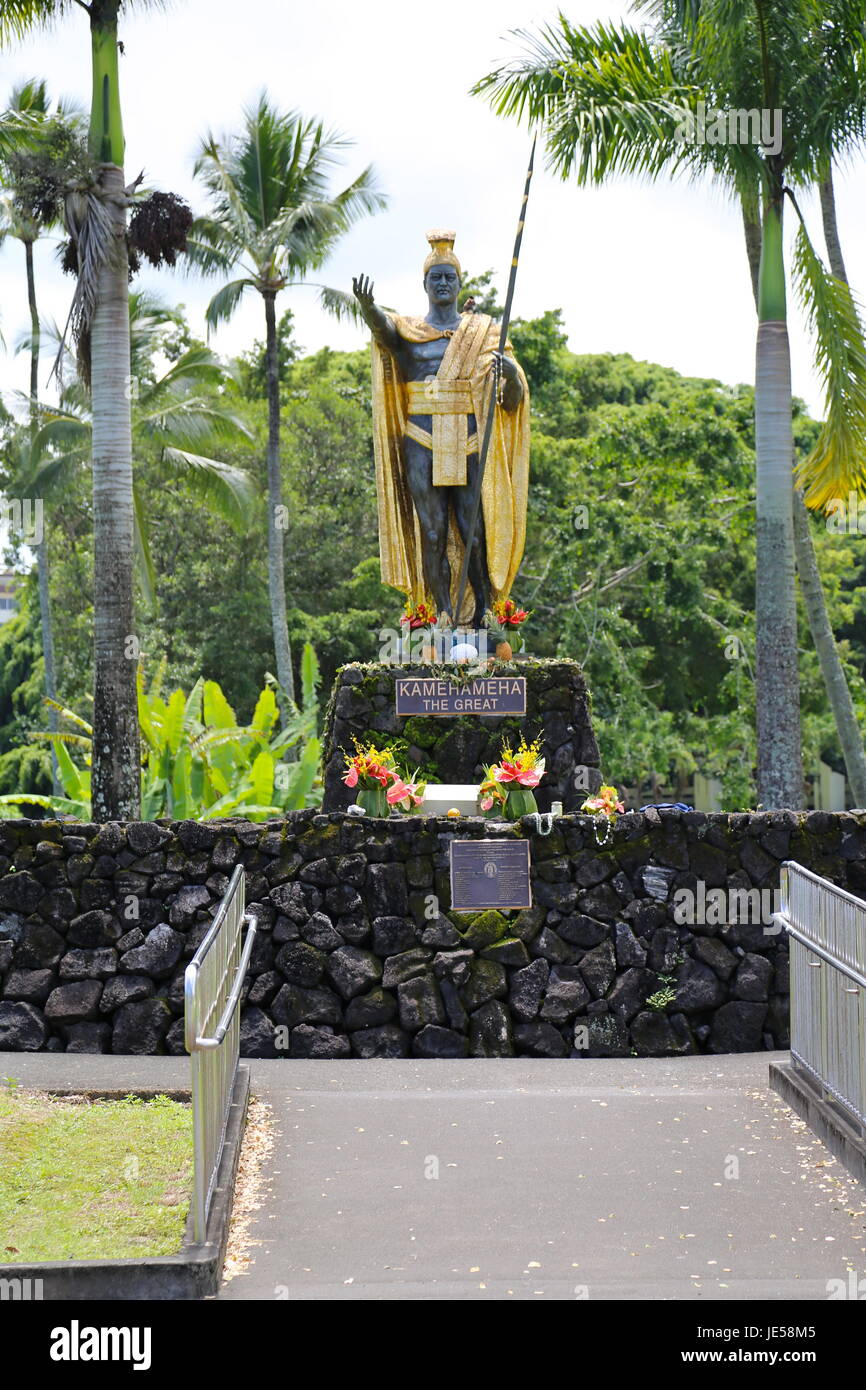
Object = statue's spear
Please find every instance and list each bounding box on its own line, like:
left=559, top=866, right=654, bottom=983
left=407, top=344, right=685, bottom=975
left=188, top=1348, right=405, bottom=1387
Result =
left=453, top=134, right=537, bottom=634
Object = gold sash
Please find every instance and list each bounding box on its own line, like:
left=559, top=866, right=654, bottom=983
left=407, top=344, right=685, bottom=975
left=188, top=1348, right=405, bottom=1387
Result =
left=404, top=379, right=478, bottom=483
left=370, top=309, right=531, bottom=623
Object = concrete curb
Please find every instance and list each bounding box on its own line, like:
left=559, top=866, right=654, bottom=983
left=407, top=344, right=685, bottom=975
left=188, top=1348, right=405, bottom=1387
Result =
left=0, top=1064, right=250, bottom=1300
left=769, top=1058, right=866, bottom=1187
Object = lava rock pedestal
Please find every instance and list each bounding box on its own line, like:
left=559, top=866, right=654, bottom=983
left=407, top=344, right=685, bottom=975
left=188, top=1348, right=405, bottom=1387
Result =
left=321, top=659, right=602, bottom=813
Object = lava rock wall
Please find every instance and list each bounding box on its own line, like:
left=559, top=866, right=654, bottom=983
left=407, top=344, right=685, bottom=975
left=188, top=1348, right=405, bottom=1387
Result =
left=1, top=806, right=862, bottom=1057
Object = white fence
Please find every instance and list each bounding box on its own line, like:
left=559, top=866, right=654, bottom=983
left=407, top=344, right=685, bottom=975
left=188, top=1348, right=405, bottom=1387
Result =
left=184, top=865, right=256, bottom=1243
left=776, top=861, right=866, bottom=1133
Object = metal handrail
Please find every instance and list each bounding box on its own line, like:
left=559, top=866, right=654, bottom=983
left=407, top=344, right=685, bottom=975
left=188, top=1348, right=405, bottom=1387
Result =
left=778, top=860, right=866, bottom=1132
left=190, top=918, right=258, bottom=1050
left=779, top=859, right=866, bottom=913
left=777, top=920, right=866, bottom=991
left=184, top=865, right=254, bottom=1242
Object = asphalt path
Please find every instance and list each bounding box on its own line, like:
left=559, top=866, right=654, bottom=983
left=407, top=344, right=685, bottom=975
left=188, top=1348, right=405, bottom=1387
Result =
left=5, top=1050, right=864, bottom=1301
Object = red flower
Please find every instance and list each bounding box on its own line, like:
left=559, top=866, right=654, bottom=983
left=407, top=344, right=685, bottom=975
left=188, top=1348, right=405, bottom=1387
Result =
left=493, top=597, right=530, bottom=627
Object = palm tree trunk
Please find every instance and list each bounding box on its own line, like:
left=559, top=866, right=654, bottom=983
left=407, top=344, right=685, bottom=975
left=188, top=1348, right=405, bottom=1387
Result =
left=754, top=191, right=802, bottom=807
left=88, top=7, right=139, bottom=819
left=792, top=490, right=866, bottom=805
left=24, top=238, right=61, bottom=796
left=819, top=165, right=848, bottom=283
left=746, top=191, right=866, bottom=807
left=742, top=201, right=762, bottom=305
left=264, top=289, right=295, bottom=711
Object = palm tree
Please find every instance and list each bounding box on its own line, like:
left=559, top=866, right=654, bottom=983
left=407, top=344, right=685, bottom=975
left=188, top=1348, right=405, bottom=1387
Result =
left=655, top=0, right=866, bottom=805
left=0, top=77, right=86, bottom=792
left=475, top=1, right=866, bottom=808
left=0, top=0, right=168, bottom=819
left=187, top=93, right=386, bottom=708
left=14, top=290, right=256, bottom=607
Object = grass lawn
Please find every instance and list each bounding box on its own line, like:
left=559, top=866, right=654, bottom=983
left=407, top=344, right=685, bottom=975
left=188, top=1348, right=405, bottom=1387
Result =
left=0, top=1087, right=193, bottom=1262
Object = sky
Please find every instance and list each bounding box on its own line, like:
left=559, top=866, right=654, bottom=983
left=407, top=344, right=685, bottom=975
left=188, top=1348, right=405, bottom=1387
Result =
left=1, top=0, right=865, bottom=418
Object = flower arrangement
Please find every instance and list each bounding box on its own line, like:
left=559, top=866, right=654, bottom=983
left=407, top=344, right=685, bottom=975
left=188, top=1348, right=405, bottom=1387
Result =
left=492, top=597, right=531, bottom=629
left=480, top=735, right=545, bottom=819
left=401, top=598, right=437, bottom=630
left=490, top=597, right=531, bottom=658
left=581, top=783, right=625, bottom=817
left=581, top=782, right=625, bottom=844
left=343, top=741, right=426, bottom=816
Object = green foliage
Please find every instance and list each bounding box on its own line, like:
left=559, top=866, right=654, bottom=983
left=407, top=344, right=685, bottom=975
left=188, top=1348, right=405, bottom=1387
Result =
left=0, top=644, right=323, bottom=821
left=646, top=986, right=676, bottom=1012
left=3, top=279, right=864, bottom=810
left=236, top=308, right=299, bottom=401
left=792, top=223, right=866, bottom=510
left=0, top=575, right=51, bottom=795
left=458, top=269, right=503, bottom=315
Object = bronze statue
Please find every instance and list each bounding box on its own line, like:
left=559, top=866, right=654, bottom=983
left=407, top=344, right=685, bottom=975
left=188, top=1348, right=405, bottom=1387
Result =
left=353, top=230, right=530, bottom=630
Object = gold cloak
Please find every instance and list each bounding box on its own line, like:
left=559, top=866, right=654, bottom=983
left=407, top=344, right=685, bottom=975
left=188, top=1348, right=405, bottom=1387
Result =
left=371, top=310, right=530, bottom=624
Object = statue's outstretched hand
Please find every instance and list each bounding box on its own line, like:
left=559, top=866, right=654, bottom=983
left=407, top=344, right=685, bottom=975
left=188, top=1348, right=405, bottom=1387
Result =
left=352, top=274, right=376, bottom=316
left=353, top=275, right=399, bottom=352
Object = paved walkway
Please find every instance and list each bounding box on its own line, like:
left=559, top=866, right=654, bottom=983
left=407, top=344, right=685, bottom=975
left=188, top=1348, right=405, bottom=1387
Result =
left=4, top=1052, right=865, bottom=1301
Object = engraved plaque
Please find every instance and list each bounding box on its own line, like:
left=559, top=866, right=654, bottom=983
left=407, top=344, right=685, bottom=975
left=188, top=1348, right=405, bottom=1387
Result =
left=395, top=675, right=527, bottom=717
left=449, top=838, right=532, bottom=912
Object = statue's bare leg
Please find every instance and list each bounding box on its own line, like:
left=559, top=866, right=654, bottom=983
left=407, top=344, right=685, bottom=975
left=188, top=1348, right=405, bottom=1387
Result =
left=403, top=434, right=452, bottom=619
left=453, top=448, right=492, bottom=629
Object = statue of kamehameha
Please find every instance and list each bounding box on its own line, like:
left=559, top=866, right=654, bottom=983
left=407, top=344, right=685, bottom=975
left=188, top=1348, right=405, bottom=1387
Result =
left=353, top=230, right=530, bottom=630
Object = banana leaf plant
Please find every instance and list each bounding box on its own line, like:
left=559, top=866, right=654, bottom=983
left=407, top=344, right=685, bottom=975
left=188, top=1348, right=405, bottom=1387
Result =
left=0, top=644, right=322, bottom=822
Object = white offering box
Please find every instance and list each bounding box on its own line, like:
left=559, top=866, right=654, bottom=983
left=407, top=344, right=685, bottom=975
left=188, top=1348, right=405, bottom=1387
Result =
left=422, top=784, right=481, bottom=816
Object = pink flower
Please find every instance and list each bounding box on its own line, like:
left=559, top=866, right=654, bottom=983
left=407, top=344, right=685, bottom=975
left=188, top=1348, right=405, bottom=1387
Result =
left=516, top=768, right=541, bottom=788
left=344, top=765, right=359, bottom=788
left=480, top=795, right=494, bottom=811
left=387, top=778, right=411, bottom=806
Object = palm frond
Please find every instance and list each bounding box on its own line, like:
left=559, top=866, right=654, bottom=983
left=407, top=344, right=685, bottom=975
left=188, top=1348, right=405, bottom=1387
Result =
left=140, top=397, right=252, bottom=445
left=7, top=75, right=49, bottom=113
left=184, top=216, right=244, bottom=278
left=252, top=198, right=347, bottom=274
left=474, top=19, right=709, bottom=186
left=31, top=406, right=91, bottom=453
left=330, top=165, right=388, bottom=226
left=313, top=284, right=365, bottom=324
left=792, top=220, right=866, bottom=508
left=0, top=106, right=38, bottom=158
left=147, top=344, right=231, bottom=393
left=23, top=446, right=88, bottom=494
left=204, top=276, right=255, bottom=332
left=133, top=481, right=158, bottom=611
left=159, top=447, right=255, bottom=529
left=192, top=137, right=256, bottom=247
left=0, top=1, right=73, bottom=42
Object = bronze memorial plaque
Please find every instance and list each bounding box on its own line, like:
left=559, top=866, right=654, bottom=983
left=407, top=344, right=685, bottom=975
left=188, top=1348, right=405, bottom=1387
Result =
left=395, top=675, right=527, bottom=717
left=450, top=839, right=532, bottom=912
